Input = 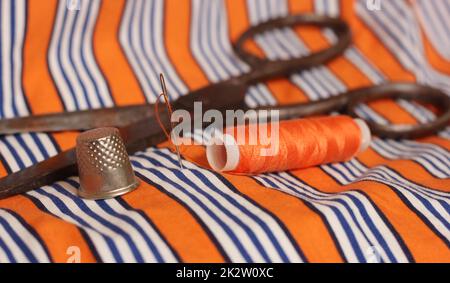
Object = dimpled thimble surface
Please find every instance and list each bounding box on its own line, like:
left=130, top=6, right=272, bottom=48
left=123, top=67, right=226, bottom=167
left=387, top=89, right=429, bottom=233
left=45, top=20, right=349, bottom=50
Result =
left=76, top=127, right=139, bottom=199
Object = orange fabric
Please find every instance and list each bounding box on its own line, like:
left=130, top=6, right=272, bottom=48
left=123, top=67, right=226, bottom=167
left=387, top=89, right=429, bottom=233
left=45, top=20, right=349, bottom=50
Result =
left=0, top=196, right=95, bottom=262
left=122, top=179, right=225, bottom=262
left=292, top=168, right=450, bottom=262
left=0, top=0, right=448, bottom=263
left=23, top=0, right=62, bottom=115
left=93, top=0, right=146, bottom=105
left=227, top=0, right=308, bottom=105
left=165, top=0, right=209, bottom=90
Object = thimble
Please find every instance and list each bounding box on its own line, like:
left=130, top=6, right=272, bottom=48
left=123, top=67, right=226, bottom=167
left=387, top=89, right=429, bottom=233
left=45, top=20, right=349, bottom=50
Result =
left=76, top=127, right=139, bottom=200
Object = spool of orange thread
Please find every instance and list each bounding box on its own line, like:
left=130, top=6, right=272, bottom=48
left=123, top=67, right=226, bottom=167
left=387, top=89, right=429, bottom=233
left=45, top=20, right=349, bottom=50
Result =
left=206, top=115, right=371, bottom=174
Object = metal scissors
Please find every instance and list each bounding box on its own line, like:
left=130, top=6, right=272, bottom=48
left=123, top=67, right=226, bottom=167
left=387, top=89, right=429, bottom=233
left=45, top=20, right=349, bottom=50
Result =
left=0, top=14, right=449, bottom=199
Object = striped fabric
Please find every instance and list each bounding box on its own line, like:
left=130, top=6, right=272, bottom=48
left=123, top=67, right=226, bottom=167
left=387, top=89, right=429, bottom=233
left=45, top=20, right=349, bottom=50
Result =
left=0, top=0, right=449, bottom=263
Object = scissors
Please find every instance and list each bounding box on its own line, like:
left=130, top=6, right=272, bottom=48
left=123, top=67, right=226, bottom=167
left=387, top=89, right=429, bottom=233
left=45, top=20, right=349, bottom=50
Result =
left=0, top=14, right=449, bottom=199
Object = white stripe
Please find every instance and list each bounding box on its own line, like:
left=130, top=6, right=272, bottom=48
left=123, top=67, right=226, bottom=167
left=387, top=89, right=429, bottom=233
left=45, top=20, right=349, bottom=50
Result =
left=209, top=0, right=241, bottom=76
left=218, top=3, right=249, bottom=73
left=47, top=183, right=138, bottom=262
left=12, top=0, right=28, bottom=116
left=21, top=134, right=45, bottom=162
left=153, top=0, right=188, bottom=95
left=189, top=5, right=219, bottom=82
left=130, top=0, right=161, bottom=101
left=152, top=158, right=275, bottom=261
left=119, top=0, right=154, bottom=100
left=414, top=0, right=450, bottom=60
left=0, top=139, right=20, bottom=172
left=190, top=0, right=225, bottom=81
left=35, top=133, right=58, bottom=157
left=368, top=167, right=450, bottom=203
left=132, top=162, right=246, bottom=262
left=104, top=199, right=178, bottom=263
left=26, top=188, right=115, bottom=262
left=356, top=0, right=450, bottom=93
left=1, top=0, right=14, bottom=118
left=143, top=0, right=183, bottom=98
left=148, top=148, right=303, bottom=262
left=0, top=245, right=9, bottom=263
left=280, top=171, right=406, bottom=263
left=256, top=175, right=361, bottom=262
left=61, top=6, right=89, bottom=109
left=264, top=175, right=372, bottom=262
left=274, top=172, right=409, bottom=263
left=71, top=0, right=101, bottom=108
left=133, top=155, right=263, bottom=262
left=82, top=0, right=113, bottom=107
left=65, top=179, right=178, bottom=262
left=48, top=0, right=76, bottom=110
left=0, top=209, right=50, bottom=262
left=325, top=160, right=450, bottom=244
left=0, top=221, right=29, bottom=262
left=360, top=175, right=450, bottom=242
left=27, top=185, right=134, bottom=262
left=5, top=136, right=33, bottom=167
left=371, top=141, right=449, bottom=178
left=61, top=183, right=158, bottom=262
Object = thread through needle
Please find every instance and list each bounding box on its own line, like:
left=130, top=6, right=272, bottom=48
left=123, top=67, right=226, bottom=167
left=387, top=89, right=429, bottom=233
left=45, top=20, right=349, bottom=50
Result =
left=155, top=73, right=184, bottom=170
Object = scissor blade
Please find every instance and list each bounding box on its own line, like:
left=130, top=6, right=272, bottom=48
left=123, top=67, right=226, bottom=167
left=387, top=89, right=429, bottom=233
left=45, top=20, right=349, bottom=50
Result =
left=0, top=104, right=153, bottom=134
left=0, top=113, right=169, bottom=200
left=0, top=82, right=247, bottom=199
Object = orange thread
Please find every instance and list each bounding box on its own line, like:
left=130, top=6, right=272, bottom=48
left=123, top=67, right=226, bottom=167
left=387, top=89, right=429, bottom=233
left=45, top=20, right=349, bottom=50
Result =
left=210, top=115, right=364, bottom=174
left=155, top=75, right=367, bottom=173
left=155, top=74, right=184, bottom=169
left=154, top=92, right=171, bottom=140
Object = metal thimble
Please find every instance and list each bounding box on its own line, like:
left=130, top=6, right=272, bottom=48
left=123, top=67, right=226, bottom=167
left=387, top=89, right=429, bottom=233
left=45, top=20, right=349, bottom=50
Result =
left=76, top=127, right=139, bottom=200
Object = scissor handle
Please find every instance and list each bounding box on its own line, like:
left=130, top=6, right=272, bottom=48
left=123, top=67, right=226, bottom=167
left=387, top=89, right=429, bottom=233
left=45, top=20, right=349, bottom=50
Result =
left=259, top=83, right=450, bottom=139
left=233, top=14, right=351, bottom=85
left=345, top=83, right=450, bottom=139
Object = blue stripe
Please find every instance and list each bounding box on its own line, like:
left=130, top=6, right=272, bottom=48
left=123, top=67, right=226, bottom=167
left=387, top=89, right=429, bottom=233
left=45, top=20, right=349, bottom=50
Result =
left=30, top=134, right=51, bottom=159
left=131, top=158, right=254, bottom=262
left=14, top=134, right=37, bottom=164
left=148, top=0, right=184, bottom=96
left=201, top=0, right=233, bottom=80
left=400, top=141, right=450, bottom=166
left=150, top=149, right=292, bottom=262
left=366, top=1, right=421, bottom=67
left=64, top=178, right=167, bottom=263
left=191, top=1, right=221, bottom=81
left=135, top=154, right=267, bottom=260
left=137, top=0, right=167, bottom=98
left=216, top=4, right=248, bottom=70
left=260, top=175, right=366, bottom=262
left=272, top=173, right=396, bottom=262
left=370, top=167, right=450, bottom=200
left=65, top=6, right=91, bottom=108
left=2, top=208, right=51, bottom=262
left=52, top=183, right=145, bottom=262
left=369, top=171, right=450, bottom=225
left=54, top=5, right=80, bottom=109
left=10, top=1, right=18, bottom=117
left=31, top=186, right=124, bottom=262
left=79, top=0, right=105, bottom=107
left=130, top=0, right=159, bottom=100
left=372, top=140, right=449, bottom=177
left=361, top=174, right=450, bottom=246
left=1, top=137, right=27, bottom=169
left=335, top=160, right=450, bottom=228
left=0, top=236, right=15, bottom=263
left=0, top=213, right=38, bottom=262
